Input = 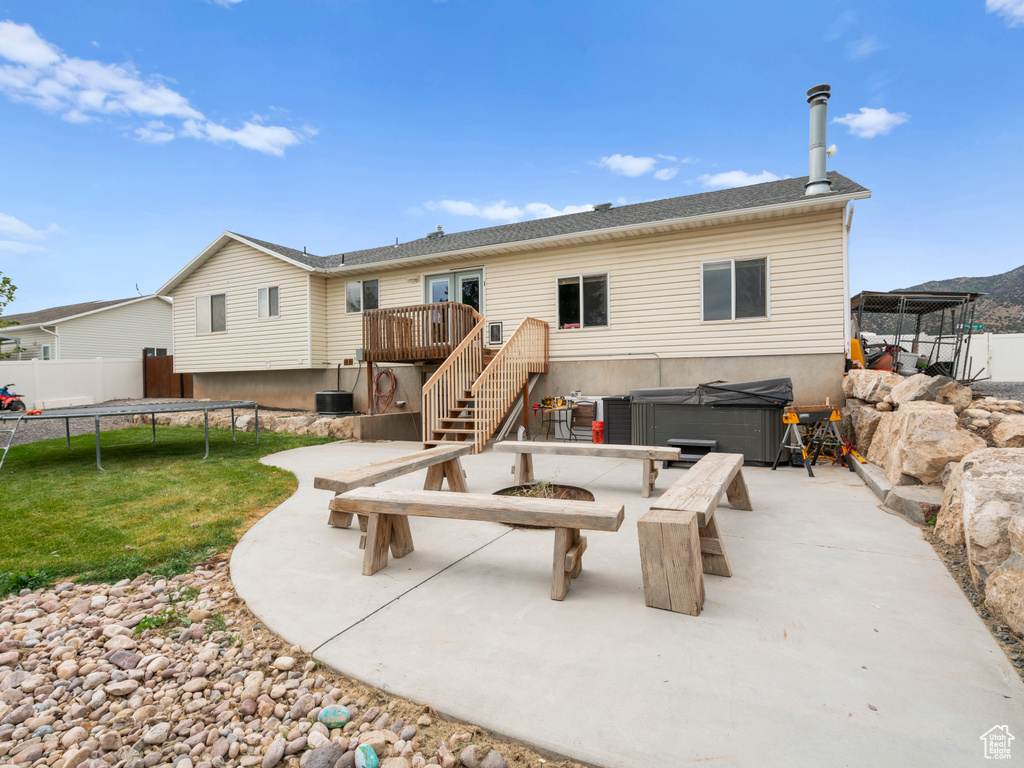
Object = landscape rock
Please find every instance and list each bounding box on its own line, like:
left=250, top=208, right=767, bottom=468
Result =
left=992, top=415, right=1024, bottom=448
left=843, top=370, right=904, bottom=404
left=889, top=374, right=968, bottom=410
left=882, top=485, right=944, bottom=525
left=946, top=449, right=1024, bottom=591
left=840, top=400, right=884, bottom=455
left=867, top=401, right=987, bottom=485
left=935, top=457, right=969, bottom=547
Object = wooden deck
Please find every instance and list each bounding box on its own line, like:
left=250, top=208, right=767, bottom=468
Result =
left=362, top=302, right=481, bottom=363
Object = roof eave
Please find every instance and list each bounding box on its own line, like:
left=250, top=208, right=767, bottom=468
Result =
left=327, top=190, right=871, bottom=274
left=2, top=295, right=167, bottom=329
left=157, top=232, right=316, bottom=296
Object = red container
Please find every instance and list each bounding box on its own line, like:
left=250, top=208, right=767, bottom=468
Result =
left=592, top=420, right=605, bottom=444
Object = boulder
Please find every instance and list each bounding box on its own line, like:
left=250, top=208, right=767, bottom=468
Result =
left=840, top=400, right=884, bottom=455
left=275, top=415, right=316, bottom=434
left=866, top=401, right=986, bottom=485
left=935, top=457, right=969, bottom=547
left=992, top=415, right=1024, bottom=448
left=888, top=373, right=971, bottom=412
left=842, top=369, right=904, bottom=403
left=882, top=485, right=944, bottom=525
left=942, top=449, right=1024, bottom=592
left=308, top=417, right=355, bottom=439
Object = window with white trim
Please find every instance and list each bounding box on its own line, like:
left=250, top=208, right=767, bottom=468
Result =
left=557, top=274, right=608, bottom=329
left=702, top=257, right=768, bottom=321
left=258, top=286, right=280, bottom=319
left=196, top=293, right=227, bottom=334
left=41, top=343, right=52, bottom=360
left=345, top=279, right=379, bottom=313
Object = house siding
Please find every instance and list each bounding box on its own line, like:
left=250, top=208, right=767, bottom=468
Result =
left=2, top=327, right=57, bottom=360
left=309, top=275, right=328, bottom=366
left=56, top=298, right=172, bottom=359
left=172, top=242, right=315, bottom=373
left=326, top=210, right=846, bottom=362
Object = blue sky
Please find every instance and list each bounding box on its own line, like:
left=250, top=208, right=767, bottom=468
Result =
left=0, top=0, right=1022, bottom=313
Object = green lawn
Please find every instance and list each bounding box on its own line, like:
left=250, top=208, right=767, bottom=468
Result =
left=0, top=426, right=333, bottom=589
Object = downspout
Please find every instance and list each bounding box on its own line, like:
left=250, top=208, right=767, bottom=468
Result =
left=843, top=202, right=854, bottom=357
left=39, top=325, right=60, bottom=359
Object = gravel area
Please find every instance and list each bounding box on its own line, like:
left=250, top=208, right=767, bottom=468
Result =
left=4, top=399, right=196, bottom=448
left=0, top=560, right=566, bottom=768
left=971, top=381, right=1024, bottom=403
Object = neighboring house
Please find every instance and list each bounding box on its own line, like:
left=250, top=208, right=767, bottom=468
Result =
left=159, top=86, right=871, bottom=446
left=0, top=296, right=173, bottom=360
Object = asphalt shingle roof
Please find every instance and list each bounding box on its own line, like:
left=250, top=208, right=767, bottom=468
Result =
left=231, top=171, right=868, bottom=272
left=2, top=297, right=144, bottom=326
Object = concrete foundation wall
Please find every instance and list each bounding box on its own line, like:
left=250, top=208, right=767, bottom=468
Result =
left=538, top=353, right=845, bottom=405
left=194, top=365, right=424, bottom=413
left=195, top=352, right=843, bottom=417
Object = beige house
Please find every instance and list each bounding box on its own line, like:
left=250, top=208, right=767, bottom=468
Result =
left=159, top=171, right=870, bottom=435
left=0, top=295, right=172, bottom=361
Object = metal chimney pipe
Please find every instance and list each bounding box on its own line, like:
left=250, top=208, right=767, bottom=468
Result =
left=805, top=83, right=832, bottom=196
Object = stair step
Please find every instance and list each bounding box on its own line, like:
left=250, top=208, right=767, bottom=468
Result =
left=432, top=428, right=477, bottom=435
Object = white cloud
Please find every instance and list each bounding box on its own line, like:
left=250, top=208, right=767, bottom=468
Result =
left=0, top=240, right=47, bottom=254
left=699, top=170, right=783, bottom=189
left=657, top=154, right=678, bottom=162
left=833, top=107, right=909, bottom=138
left=653, top=168, right=678, bottom=181
left=988, top=0, right=1024, bottom=26
left=0, top=20, right=307, bottom=156
left=597, top=154, right=658, bottom=177
left=425, top=199, right=592, bottom=223
left=212, top=0, right=248, bottom=5
left=848, top=35, right=882, bottom=58
left=135, top=120, right=175, bottom=144
left=0, top=212, right=49, bottom=240
left=825, top=10, right=857, bottom=40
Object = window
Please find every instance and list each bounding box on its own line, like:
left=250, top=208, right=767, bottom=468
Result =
left=702, top=257, right=768, bottom=321
left=557, top=274, right=608, bottom=329
left=346, top=279, right=379, bottom=313
left=258, top=286, right=280, bottom=319
left=41, top=344, right=52, bottom=360
left=145, top=348, right=168, bottom=356
left=196, top=293, right=227, bottom=334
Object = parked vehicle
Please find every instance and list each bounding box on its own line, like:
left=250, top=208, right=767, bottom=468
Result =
left=0, top=383, right=26, bottom=411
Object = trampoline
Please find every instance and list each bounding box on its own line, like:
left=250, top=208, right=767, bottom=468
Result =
left=0, top=400, right=259, bottom=471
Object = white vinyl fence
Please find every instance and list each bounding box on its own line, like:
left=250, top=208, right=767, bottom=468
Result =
left=964, top=334, right=1024, bottom=383
left=0, top=358, right=142, bottom=409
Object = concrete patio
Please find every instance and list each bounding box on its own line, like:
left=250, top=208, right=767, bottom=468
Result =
left=231, top=440, right=1024, bottom=767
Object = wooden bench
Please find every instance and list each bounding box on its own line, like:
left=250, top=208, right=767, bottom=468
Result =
left=314, top=444, right=472, bottom=529
left=329, top=488, right=625, bottom=600
left=637, top=452, right=752, bottom=616
left=492, top=441, right=682, bottom=498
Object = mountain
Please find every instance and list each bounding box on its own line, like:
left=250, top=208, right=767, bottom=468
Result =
left=902, top=264, right=1024, bottom=334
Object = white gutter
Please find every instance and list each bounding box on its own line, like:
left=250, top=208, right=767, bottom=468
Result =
left=39, top=325, right=60, bottom=359
left=323, top=190, right=872, bottom=276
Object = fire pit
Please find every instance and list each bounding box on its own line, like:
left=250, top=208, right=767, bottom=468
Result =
left=493, top=482, right=595, bottom=528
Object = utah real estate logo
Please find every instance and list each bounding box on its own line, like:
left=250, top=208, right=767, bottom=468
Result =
left=981, top=725, right=1014, bottom=759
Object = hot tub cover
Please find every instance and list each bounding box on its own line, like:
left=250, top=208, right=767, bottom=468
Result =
left=629, top=377, right=794, bottom=407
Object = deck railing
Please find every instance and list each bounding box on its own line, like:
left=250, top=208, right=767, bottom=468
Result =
left=469, top=318, right=548, bottom=450
left=421, top=315, right=486, bottom=447
left=363, top=302, right=481, bottom=363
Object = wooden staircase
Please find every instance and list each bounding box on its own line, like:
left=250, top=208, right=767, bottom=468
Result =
left=423, top=320, right=548, bottom=453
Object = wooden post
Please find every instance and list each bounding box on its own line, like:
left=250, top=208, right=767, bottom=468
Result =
left=389, top=516, right=415, bottom=558
left=362, top=513, right=393, bottom=575
left=520, top=382, right=530, bottom=436
left=698, top=514, right=732, bottom=577
left=641, top=458, right=658, bottom=498
left=637, top=508, right=704, bottom=615
left=551, top=527, right=573, bottom=600
left=366, top=361, right=374, bottom=415
left=725, top=470, right=753, bottom=511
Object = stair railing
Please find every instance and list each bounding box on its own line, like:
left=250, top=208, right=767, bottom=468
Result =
left=469, top=317, right=549, bottom=451
left=421, top=308, right=485, bottom=445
